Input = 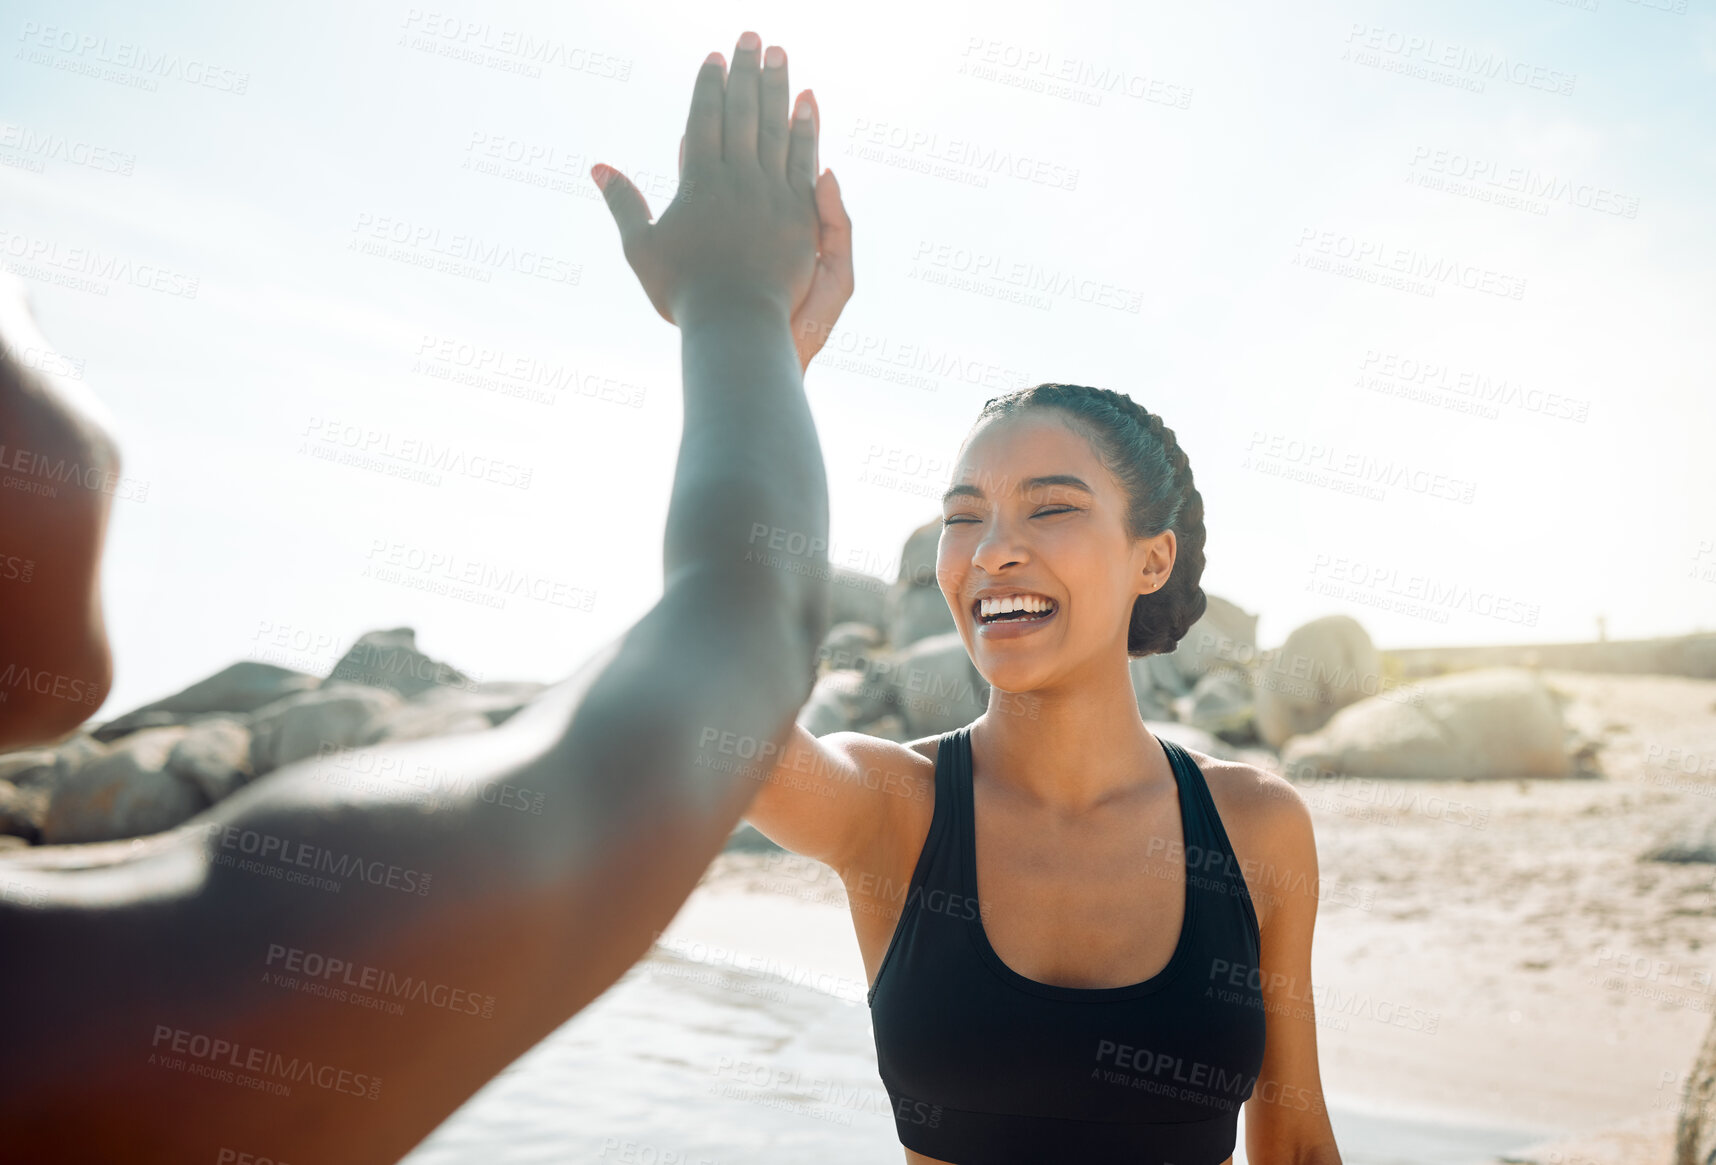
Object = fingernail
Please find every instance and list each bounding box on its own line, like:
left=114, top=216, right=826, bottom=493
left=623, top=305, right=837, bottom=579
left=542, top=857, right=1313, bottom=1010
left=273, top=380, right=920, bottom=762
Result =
left=738, top=31, right=760, bottom=53
left=794, top=98, right=811, bottom=121
left=704, top=51, right=723, bottom=66
left=765, top=45, right=785, bottom=68
left=590, top=164, right=611, bottom=190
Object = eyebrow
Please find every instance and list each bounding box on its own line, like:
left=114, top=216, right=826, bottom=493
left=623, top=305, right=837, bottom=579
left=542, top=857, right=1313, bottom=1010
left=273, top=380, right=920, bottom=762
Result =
left=941, top=474, right=1095, bottom=507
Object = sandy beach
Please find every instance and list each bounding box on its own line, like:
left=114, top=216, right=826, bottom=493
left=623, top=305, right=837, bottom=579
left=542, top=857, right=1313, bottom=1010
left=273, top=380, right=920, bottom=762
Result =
left=662, top=669, right=1716, bottom=1163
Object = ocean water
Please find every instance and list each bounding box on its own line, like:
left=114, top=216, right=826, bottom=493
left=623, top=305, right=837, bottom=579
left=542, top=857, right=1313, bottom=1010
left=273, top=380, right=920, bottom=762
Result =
left=397, top=943, right=1553, bottom=1165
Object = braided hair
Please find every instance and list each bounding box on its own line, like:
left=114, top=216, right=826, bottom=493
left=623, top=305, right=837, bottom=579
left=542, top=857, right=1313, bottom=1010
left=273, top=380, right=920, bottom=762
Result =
left=967, top=383, right=1207, bottom=658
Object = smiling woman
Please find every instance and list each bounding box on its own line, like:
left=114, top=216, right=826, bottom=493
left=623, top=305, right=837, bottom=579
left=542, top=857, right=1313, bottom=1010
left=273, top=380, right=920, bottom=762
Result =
left=742, top=386, right=1344, bottom=1164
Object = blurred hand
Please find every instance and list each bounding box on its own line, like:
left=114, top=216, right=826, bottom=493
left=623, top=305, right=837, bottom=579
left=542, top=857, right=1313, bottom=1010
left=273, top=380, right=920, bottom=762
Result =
left=593, top=32, right=820, bottom=327
left=677, top=93, right=854, bottom=373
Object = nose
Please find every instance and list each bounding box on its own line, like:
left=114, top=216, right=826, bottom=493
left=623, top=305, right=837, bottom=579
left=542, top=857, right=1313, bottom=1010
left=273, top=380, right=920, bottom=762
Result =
left=971, top=509, right=1029, bottom=575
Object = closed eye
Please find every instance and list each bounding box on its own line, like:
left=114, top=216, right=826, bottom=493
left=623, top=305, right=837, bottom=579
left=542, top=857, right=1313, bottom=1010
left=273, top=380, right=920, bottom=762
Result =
left=941, top=507, right=1078, bottom=526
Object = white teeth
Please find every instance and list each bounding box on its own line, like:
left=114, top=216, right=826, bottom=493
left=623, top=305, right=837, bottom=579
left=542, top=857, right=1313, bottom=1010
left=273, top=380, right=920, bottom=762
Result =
left=977, top=594, right=1054, bottom=619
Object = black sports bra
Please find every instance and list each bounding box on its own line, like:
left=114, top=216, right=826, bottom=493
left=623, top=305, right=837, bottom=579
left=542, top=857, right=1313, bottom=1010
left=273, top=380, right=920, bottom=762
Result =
left=866, top=724, right=1267, bottom=1164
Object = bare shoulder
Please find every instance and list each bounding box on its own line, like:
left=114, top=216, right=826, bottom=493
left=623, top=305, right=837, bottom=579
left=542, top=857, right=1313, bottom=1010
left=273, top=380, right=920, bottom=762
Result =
left=1178, top=748, right=1318, bottom=932
left=825, top=730, right=937, bottom=795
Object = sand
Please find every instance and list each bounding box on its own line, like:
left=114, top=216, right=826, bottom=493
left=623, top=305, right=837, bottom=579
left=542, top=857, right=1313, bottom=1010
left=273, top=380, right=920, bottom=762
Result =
left=662, top=669, right=1716, bottom=1164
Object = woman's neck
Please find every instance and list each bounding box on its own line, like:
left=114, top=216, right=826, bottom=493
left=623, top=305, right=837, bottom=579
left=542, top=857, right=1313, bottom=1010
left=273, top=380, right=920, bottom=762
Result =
left=968, top=656, right=1169, bottom=816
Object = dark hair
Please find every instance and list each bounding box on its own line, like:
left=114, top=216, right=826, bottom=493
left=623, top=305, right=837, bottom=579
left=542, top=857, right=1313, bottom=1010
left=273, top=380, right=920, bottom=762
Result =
left=967, top=383, right=1206, bottom=657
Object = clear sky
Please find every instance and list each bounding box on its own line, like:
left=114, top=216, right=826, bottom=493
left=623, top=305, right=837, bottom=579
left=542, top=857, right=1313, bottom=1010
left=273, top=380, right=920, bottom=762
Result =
left=2, top=0, right=1711, bottom=717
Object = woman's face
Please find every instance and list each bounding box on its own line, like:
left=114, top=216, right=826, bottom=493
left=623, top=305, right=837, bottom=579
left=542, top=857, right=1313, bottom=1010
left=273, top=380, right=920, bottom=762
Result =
left=937, top=408, right=1174, bottom=696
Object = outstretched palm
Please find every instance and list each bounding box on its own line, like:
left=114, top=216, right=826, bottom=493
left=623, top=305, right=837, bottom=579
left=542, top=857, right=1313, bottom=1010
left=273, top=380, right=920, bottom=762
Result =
left=673, top=93, right=854, bottom=372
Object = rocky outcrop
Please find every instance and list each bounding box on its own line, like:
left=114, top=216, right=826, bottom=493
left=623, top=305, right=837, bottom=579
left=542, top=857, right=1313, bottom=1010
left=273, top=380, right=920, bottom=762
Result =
left=326, top=628, right=472, bottom=698
left=1254, top=615, right=1384, bottom=748
left=42, top=727, right=209, bottom=844
left=884, top=520, right=954, bottom=649
left=1279, top=667, right=1575, bottom=781
left=248, top=684, right=403, bottom=774
left=92, top=661, right=319, bottom=742
left=1166, top=596, right=1259, bottom=686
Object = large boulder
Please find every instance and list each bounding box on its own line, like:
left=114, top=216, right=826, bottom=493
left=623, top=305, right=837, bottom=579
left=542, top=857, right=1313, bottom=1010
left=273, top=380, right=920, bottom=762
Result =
left=0, top=749, right=61, bottom=788
left=884, top=519, right=953, bottom=648
left=1646, top=813, right=1716, bottom=864
left=1166, top=596, right=1259, bottom=685
left=886, top=584, right=956, bottom=650
left=412, top=681, right=548, bottom=728
left=1128, top=657, right=1178, bottom=722
left=166, top=718, right=254, bottom=802
left=1279, top=667, right=1573, bottom=781
left=41, top=727, right=209, bottom=844
left=817, top=622, right=884, bottom=674
left=0, top=779, right=48, bottom=841
left=364, top=699, right=495, bottom=746
left=828, top=566, right=888, bottom=632
left=875, top=631, right=985, bottom=737
left=1176, top=669, right=1255, bottom=741
left=797, top=670, right=890, bottom=737
left=248, top=684, right=402, bottom=774
left=1678, top=1012, right=1716, bottom=1164
left=1253, top=615, right=1384, bottom=748
left=92, top=661, right=318, bottom=742
left=325, top=628, right=471, bottom=699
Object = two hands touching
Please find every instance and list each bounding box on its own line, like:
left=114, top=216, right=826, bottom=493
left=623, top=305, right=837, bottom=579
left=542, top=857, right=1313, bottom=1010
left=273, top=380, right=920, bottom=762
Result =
left=590, top=30, right=854, bottom=372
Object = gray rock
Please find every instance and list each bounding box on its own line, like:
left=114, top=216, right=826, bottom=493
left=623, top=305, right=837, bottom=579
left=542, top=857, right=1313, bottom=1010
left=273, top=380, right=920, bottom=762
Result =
left=884, top=519, right=954, bottom=648
left=829, top=566, right=888, bottom=631
left=876, top=631, right=985, bottom=737
left=1177, top=669, right=1255, bottom=741
left=325, top=628, right=472, bottom=699
left=1677, top=1012, right=1716, bottom=1165
left=817, top=622, right=884, bottom=674
left=0, top=779, right=48, bottom=841
left=0, top=750, right=60, bottom=787
left=886, top=582, right=956, bottom=651
left=41, top=727, right=209, bottom=844
left=411, top=681, right=548, bottom=728
left=364, top=699, right=494, bottom=746
left=248, top=684, right=402, bottom=774
left=797, top=670, right=891, bottom=738
left=1645, top=814, right=1716, bottom=864
left=1128, top=657, right=1179, bottom=722
left=166, top=718, right=253, bottom=802
left=1253, top=615, right=1384, bottom=748
left=1280, top=667, right=1572, bottom=781
left=92, top=662, right=318, bottom=742
left=1167, top=596, right=1259, bottom=685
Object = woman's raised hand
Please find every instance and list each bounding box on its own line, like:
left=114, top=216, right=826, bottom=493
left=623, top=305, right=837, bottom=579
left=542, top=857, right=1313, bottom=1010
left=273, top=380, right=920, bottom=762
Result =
left=592, top=32, right=821, bottom=329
